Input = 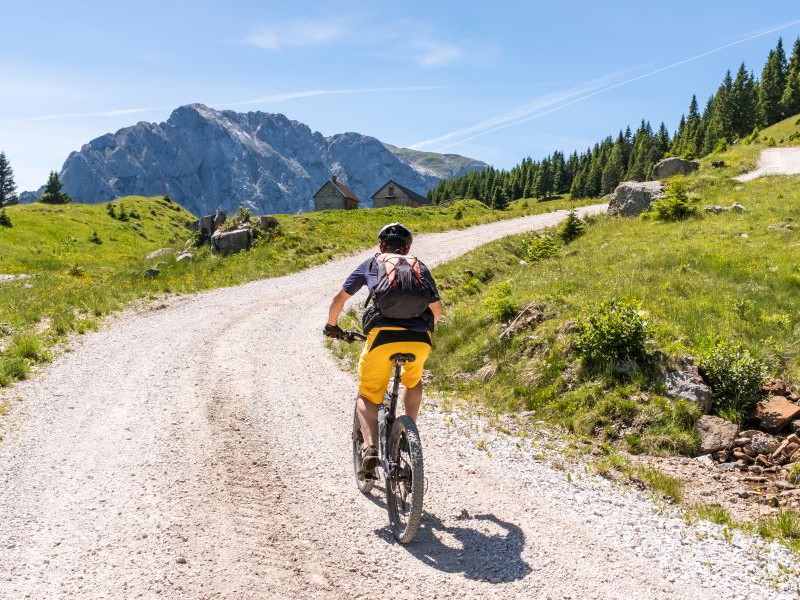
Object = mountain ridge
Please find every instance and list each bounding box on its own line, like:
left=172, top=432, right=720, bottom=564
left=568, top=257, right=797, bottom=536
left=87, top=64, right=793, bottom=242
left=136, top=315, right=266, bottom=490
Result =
left=23, top=104, right=486, bottom=215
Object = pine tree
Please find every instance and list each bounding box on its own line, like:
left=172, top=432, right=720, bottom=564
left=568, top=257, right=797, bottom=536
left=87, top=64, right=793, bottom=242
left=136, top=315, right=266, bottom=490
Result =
left=759, top=38, right=788, bottom=126
left=782, top=37, right=800, bottom=117
left=601, top=144, right=624, bottom=194
left=38, top=171, right=72, bottom=204
left=731, top=63, right=758, bottom=137
left=0, top=152, right=18, bottom=207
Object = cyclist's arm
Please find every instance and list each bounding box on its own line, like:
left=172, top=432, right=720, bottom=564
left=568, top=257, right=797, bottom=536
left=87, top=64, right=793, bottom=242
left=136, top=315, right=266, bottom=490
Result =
left=429, top=300, right=442, bottom=325
left=327, top=289, right=352, bottom=326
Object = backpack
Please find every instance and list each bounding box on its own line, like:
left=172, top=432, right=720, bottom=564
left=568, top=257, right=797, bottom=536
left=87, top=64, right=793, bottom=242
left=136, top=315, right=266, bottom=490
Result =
left=367, top=253, right=435, bottom=319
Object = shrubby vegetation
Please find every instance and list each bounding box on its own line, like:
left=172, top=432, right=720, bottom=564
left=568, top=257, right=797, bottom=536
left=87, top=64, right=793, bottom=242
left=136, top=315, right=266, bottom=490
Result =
left=576, top=299, right=649, bottom=367
left=649, top=176, right=698, bottom=222
left=699, top=342, right=770, bottom=424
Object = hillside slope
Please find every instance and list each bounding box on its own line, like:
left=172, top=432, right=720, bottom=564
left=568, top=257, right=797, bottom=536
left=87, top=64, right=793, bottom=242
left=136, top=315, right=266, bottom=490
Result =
left=28, top=104, right=486, bottom=215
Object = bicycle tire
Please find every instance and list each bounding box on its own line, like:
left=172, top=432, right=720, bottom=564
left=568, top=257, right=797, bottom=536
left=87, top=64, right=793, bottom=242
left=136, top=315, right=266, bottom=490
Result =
left=352, top=404, right=375, bottom=494
left=386, top=416, right=424, bottom=544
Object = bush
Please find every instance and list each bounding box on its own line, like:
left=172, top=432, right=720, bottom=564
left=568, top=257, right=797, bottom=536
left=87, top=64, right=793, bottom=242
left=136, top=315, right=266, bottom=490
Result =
left=89, top=231, right=102, bottom=244
left=0, top=209, right=11, bottom=227
left=576, top=299, right=649, bottom=364
left=650, top=176, right=698, bottom=222
left=525, top=234, right=560, bottom=262
left=454, top=207, right=464, bottom=220
left=557, top=209, right=585, bottom=243
left=483, top=281, right=518, bottom=322
left=699, top=342, right=769, bottom=422
left=713, top=137, right=728, bottom=153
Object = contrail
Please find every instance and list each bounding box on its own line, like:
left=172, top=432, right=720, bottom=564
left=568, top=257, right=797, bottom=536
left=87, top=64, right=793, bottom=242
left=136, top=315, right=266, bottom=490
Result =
left=0, top=86, right=445, bottom=125
left=414, top=17, right=800, bottom=151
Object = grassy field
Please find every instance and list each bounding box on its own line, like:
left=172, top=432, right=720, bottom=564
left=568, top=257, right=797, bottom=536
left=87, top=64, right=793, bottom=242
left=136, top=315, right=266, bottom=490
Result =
left=0, top=193, right=595, bottom=388
left=331, top=114, right=800, bottom=458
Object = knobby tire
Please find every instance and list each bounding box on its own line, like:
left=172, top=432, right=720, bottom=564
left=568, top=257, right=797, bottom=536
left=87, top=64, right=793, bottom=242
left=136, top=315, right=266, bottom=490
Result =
left=386, top=416, right=424, bottom=544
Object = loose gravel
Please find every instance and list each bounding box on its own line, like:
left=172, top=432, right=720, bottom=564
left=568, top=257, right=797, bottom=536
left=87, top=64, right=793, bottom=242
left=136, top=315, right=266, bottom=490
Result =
left=1, top=203, right=797, bottom=599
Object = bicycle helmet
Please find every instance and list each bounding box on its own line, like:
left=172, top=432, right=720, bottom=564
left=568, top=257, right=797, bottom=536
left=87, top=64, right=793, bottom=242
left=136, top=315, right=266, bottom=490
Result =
left=377, top=222, right=413, bottom=245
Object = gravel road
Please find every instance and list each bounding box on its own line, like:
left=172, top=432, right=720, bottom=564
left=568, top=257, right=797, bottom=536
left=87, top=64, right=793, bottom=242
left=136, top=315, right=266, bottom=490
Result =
left=734, top=147, right=800, bottom=181
left=1, top=203, right=798, bottom=599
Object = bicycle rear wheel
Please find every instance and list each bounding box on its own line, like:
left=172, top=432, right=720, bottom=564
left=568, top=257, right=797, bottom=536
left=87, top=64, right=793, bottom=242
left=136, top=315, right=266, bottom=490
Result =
left=386, top=415, right=424, bottom=544
left=352, top=404, right=375, bottom=494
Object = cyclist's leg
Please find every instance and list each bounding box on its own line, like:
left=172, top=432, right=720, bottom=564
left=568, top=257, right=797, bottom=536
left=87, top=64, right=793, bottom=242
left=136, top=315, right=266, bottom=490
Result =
left=356, top=396, right=379, bottom=447
left=399, top=340, right=432, bottom=421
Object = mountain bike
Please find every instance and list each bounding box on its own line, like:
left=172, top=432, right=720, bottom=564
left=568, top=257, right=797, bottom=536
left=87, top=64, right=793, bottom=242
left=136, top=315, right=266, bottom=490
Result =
left=339, top=330, right=425, bottom=544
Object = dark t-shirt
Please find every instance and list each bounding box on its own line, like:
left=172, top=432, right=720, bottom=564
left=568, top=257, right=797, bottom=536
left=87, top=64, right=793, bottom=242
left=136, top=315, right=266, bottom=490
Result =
left=343, top=255, right=440, bottom=334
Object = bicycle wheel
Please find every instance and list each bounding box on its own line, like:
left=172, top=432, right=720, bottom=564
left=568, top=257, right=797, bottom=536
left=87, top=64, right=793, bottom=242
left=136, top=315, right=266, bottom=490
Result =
left=352, top=404, right=375, bottom=494
left=386, top=415, right=424, bottom=544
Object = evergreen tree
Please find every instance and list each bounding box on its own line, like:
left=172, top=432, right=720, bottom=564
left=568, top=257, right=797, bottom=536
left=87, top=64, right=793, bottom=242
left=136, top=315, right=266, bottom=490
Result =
left=731, top=63, right=758, bottom=137
left=39, top=171, right=72, bottom=204
left=782, top=37, right=800, bottom=117
left=758, top=38, right=788, bottom=126
left=0, top=151, right=18, bottom=207
left=601, top=144, right=624, bottom=193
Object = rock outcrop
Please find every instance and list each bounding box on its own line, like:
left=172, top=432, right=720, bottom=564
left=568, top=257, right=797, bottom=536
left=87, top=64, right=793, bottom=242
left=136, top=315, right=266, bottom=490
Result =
left=607, top=181, right=665, bottom=217
left=694, top=415, right=739, bottom=454
left=651, top=157, right=699, bottom=179
left=42, top=104, right=486, bottom=216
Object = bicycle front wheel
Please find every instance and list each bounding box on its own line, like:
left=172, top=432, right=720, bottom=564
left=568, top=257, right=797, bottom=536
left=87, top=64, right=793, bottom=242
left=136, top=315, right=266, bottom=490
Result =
left=386, top=415, right=424, bottom=543
left=352, top=403, right=375, bottom=494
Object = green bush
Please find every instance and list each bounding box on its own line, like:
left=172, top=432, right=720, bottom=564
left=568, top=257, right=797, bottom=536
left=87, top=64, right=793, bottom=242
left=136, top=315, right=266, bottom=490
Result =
left=713, top=137, right=728, bottom=153
left=576, top=299, right=649, bottom=364
left=525, top=234, right=560, bottom=262
left=0, top=209, right=11, bottom=227
left=483, top=281, right=518, bottom=322
left=89, top=231, right=102, bottom=244
left=557, top=209, right=585, bottom=243
left=699, top=341, right=769, bottom=422
left=650, top=176, right=698, bottom=222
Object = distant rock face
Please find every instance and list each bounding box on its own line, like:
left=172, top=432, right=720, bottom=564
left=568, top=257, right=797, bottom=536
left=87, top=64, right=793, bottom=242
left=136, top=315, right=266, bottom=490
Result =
left=49, top=104, right=487, bottom=216
left=651, top=157, right=699, bottom=180
left=607, top=181, right=665, bottom=217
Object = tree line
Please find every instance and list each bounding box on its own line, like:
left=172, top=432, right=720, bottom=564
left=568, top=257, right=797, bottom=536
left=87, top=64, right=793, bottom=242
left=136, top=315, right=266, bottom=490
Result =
left=429, top=36, right=800, bottom=206
left=0, top=151, right=71, bottom=206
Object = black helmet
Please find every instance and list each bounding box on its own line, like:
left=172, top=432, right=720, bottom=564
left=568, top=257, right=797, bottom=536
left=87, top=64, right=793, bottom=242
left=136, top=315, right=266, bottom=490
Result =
left=377, top=222, right=412, bottom=245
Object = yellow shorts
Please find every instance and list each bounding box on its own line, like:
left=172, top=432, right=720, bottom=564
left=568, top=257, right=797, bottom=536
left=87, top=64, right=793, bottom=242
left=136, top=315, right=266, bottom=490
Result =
left=357, top=327, right=432, bottom=405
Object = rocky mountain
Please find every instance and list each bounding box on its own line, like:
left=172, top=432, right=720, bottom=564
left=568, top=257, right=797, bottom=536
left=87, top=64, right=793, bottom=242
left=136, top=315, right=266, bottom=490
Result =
left=34, top=104, right=486, bottom=215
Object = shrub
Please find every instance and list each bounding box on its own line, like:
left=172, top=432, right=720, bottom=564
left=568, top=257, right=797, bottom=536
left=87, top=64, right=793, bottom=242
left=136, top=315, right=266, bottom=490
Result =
left=699, top=341, right=769, bottom=422
left=483, top=281, right=518, bottom=322
left=650, top=176, right=698, bottom=222
left=713, top=138, right=728, bottom=153
left=454, top=207, right=464, bottom=220
left=9, top=333, right=46, bottom=361
left=557, top=209, right=585, bottom=243
left=106, top=204, right=117, bottom=218
left=0, top=209, right=11, bottom=227
left=525, top=234, right=560, bottom=262
left=576, top=299, right=649, bottom=364
left=89, top=231, right=102, bottom=244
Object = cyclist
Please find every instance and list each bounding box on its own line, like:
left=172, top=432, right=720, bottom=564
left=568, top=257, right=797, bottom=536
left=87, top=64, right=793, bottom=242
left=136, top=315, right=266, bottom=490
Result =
left=324, top=223, right=442, bottom=475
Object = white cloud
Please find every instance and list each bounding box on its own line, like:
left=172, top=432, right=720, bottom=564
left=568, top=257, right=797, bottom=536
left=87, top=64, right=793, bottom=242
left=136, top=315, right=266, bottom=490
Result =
left=243, top=19, right=345, bottom=50
left=410, top=39, right=463, bottom=68
left=220, top=86, right=446, bottom=107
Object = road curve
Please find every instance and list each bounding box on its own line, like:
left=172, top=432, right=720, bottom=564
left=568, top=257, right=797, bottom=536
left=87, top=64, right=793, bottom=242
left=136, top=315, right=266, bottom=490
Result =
left=1, top=203, right=796, bottom=599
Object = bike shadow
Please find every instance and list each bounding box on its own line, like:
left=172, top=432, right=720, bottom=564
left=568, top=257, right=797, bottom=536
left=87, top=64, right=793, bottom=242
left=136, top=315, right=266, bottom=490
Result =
left=367, top=489, right=531, bottom=583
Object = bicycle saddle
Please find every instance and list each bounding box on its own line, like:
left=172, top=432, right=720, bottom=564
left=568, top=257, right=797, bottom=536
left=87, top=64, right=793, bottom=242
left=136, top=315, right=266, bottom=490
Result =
left=389, top=352, right=416, bottom=364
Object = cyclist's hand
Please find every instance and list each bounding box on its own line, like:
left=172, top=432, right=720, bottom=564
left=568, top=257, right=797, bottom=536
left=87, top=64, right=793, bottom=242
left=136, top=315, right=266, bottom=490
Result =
left=323, top=323, right=342, bottom=339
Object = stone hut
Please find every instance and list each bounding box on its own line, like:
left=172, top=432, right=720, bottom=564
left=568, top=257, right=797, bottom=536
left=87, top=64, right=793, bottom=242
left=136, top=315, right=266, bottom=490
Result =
left=312, top=176, right=360, bottom=211
left=371, top=180, right=432, bottom=208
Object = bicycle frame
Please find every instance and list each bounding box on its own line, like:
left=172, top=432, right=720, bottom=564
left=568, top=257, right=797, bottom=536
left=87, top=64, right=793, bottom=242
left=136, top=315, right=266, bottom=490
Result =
left=378, top=361, right=403, bottom=478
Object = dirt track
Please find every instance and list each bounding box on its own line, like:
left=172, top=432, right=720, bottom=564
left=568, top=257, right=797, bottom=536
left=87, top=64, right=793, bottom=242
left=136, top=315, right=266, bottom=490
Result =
left=1, top=204, right=797, bottom=599
left=734, top=147, right=800, bottom=181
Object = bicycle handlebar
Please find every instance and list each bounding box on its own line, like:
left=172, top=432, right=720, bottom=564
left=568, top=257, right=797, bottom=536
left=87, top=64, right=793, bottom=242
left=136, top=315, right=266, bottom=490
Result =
left=339, top=330, right=367, bottom=343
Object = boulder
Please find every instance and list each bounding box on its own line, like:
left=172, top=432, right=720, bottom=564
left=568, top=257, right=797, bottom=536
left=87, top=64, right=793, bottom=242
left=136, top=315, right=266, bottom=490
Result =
left=143, top=268, right=160, bottom=278
left=258, top=215, right=279, bottom=230
left=752, top=395, right=800, bottom=433
left=146, top=247, right=174, bottom=261
left=607, top=181, right=665, bottom=217
left=705, top=203, right=748, bottom=215
left=197, top=210, right=227, bottom=242
left=664, top=370, right=713, bottom=414
left=651, top=157, right=699, bottom=179
left=750, top=432, right=779, bottom=456
left=176, top=252, right=194, bottom=263
left=693, top=415, right=738, bottom=454
left=211, top=228, right=252, bottom=255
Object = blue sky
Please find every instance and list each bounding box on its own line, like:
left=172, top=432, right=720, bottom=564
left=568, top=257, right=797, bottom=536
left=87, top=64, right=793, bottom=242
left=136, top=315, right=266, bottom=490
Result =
left=2, top=0, right=800, bottom=191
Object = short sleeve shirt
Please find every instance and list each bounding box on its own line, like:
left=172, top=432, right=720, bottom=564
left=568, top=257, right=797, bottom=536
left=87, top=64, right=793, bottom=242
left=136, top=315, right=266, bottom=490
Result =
left=343, top=255, right=440, bottom=333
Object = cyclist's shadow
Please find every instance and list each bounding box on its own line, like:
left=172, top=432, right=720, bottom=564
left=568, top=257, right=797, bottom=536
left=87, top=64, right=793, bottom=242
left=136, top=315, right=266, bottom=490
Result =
left=369, top=489, right=531, bottom=582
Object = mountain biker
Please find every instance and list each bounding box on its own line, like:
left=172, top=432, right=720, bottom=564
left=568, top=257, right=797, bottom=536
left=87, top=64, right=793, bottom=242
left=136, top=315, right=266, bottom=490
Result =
left=324, top=223, right=442, bottom=475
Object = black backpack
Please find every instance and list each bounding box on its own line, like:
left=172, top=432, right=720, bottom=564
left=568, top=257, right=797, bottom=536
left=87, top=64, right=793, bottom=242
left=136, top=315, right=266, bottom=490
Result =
left=367, top=253, right=435, bottom=319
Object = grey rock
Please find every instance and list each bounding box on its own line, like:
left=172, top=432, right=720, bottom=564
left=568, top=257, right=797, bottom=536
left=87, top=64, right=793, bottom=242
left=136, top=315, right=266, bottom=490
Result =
left=693, top=415, right=739, bottom=454
left=143, top=268, right=160, bottom=278
left=651, top=157, right=699, bottom=179
left=146, top=248, right=174, bottom=261
left=211, top=228, right=252, bottom=254
left=258, top=215, right=279, bottom=230
left=776, top=480, right=797, bottom=490
left=42, top=104, right=486, bottom=216
left=607, top=181, right=665, bottom=217
left=665, top=370, right=713, bottom=414
left=792, top=419, right=800, bottom=433
left=749, top=432, right=779, bottom=456
left=176, top=252, right=194, bottom=263
left=694, top=454, right=715, bottom=468
left=705, top=203, right=748, bottom=215
left=732, top=488, right=750, bottom=499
